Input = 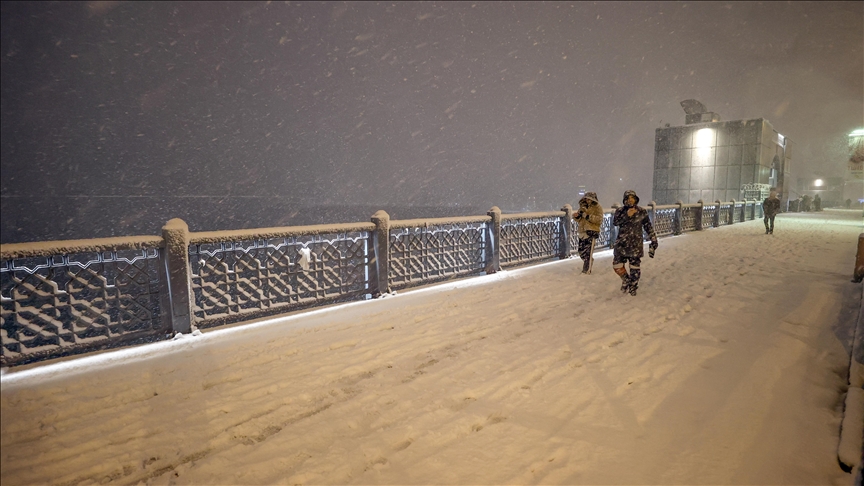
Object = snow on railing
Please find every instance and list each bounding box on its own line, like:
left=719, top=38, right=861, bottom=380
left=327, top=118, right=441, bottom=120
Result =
left=0, top=200, right=764, bottom=367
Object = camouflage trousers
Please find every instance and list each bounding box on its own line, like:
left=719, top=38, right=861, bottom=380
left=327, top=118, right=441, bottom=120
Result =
left=577, top=230, right=599, bottom=273
left=612, top=253, right=641, bottom=288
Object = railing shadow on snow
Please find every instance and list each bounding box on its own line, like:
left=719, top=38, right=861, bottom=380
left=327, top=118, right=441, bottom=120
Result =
left=0, top=199, right=765, bottom=367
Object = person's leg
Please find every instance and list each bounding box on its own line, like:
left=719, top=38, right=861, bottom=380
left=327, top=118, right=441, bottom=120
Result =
left=764, top=215, right=770, bottom=233
left=613, top=252, right=630, bottom=292
left=577, top=237, right=590, bottom=272
left=628, top=257, right=642, bottom=295
left=769, top=215, right=775, bottom=233
left=585, top=230, right=599, bottom=274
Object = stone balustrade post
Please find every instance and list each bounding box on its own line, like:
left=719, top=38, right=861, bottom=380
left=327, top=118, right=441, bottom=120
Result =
left=560, top=204, right=573, bottom=259
left=161, top=218, right=193, bottom=334
left=714, top=200, right=722, bottom=227
left=729, top=199, right=736, bottom=225
left=370, top=210, right=391, bottom=297
left=486, top=206, right=502, bottom=273
left=695, top=199, right=704, bottom=230
left=674, top=200, right=684, bottom=235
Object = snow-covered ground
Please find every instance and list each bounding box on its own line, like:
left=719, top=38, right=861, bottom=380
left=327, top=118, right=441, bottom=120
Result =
left=2, top=209, right=862, bottom=485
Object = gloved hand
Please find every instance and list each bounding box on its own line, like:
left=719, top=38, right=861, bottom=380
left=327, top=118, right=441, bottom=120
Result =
left=648, top=241, right=658, bottom=258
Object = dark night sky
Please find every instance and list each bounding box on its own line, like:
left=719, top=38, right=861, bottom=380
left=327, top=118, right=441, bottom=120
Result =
left=1, top=1, right=861, bottom=243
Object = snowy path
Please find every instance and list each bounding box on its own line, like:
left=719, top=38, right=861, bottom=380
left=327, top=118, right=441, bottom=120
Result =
left=2, top=210, right=862, bottom=485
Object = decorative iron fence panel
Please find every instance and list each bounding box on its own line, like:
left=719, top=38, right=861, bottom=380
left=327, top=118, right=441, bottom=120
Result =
left=388, top=221, right=487, bottom=291
left=733, top=203, right=744, bottom=223
left=597, top=213, right=614, bottom=249
left=0, top=248, right=166, bottom=366
left=569, top=218, right=579, bottom=254
left=719, top=204, right=733, bottom=225
left=653, top=208, right=678, bottom=237
left=500, top=216, right=562, bottom=267
left=702, top=205, right=717, bottom=229
left=189, top=232, right=370, bottom=328
left=755, top=203, right=764, bottom=219
left=681, top=206, right=698, bottom=232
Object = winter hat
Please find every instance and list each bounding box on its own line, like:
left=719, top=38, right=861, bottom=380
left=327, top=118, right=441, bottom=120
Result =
left=622, top=190, right=639, bottom=205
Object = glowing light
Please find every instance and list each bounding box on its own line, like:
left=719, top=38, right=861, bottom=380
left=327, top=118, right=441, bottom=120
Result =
left=694, top=128, right=714, bottom=165
left=695, top=128, right=713, bottom=148
left=814, top=179, right=823, bottom=187
left=850, top=128, right=864, bottom=137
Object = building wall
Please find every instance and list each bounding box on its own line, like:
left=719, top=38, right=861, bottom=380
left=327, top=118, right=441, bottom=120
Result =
left=652, top=118, right=789, bottom=205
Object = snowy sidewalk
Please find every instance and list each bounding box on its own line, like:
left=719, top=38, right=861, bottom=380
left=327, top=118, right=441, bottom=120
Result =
left=2, top=210, right=862, bottom=485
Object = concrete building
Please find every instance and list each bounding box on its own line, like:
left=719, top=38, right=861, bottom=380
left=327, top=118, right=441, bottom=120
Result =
left=652, top=100, right=792, bottom=206
left=843, top=128, right=864, bottom=206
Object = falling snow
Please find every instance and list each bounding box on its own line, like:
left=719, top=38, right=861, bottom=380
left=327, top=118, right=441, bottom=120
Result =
left=0, top=2, right=861, bottom=246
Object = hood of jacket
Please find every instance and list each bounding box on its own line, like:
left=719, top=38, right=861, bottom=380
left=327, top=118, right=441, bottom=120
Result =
left=580, top=192, right=599, bottom=205
left=622, top=190, right=639, bottom=205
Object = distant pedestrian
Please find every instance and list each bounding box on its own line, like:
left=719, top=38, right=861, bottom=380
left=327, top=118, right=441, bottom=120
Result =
left=574, top=191, right=604, bottom=274
left=763, top=187, right=781, bottom=234
left=612, top=190, right=658, bottom=296
left=814, top=194, right=822, bottom=211
left=847, top=198, right=853, bottom=209
left=802, top=194, right=812, bottom=212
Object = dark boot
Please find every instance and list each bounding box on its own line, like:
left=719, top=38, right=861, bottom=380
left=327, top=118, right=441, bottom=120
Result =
left=628, top=268, right=641, bottom=296
left=615, top=267, right=630, bottom=293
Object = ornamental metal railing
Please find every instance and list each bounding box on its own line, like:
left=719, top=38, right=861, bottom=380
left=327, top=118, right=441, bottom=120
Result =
left=500, top=212, right=563, bottom=268
left=0, top=238, right=167, bottom=366
left=388, top=216, right=488, bottom=291
left=188, top=224, right=374, bottom=329
left=0, top=198, right=764, bottom=367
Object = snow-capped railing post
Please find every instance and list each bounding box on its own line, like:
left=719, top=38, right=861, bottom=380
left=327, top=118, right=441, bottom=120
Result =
left=560, top=204, right=573, bottom=259
left=674, top=200, right=684, bottom=235
left=370, top=210, right=391, bottom=297
left=486, top=206, right=502, bottom=273
left=161, top=218, right=194, bottom=334
left=695, top=199, right=704, bottom=230
left=729, top=199, right=736, bottom=225
left=713, top=200, right=722, bottom=228
left=610, top=203, right=620, bottom=245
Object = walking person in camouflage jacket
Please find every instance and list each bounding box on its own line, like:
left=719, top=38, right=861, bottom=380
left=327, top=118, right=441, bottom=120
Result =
left=762, top=187, right=781, bottom=234
left=574, top=191, right=604, bottom=274
left=612, top=190, right=658, bottom=296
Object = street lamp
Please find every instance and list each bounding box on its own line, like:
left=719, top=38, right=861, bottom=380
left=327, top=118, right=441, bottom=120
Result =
left=814, top=179, right=824, bottom=187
